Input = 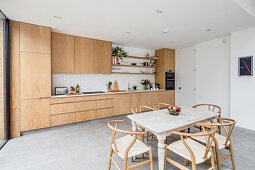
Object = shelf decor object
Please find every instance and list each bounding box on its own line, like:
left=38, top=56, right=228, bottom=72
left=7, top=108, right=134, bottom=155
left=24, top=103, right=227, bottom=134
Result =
left=141, top=79, right=151, bottom=90
left=239, top=56, right=253, bottom=76
left=112, top=46, right=128, bottom=59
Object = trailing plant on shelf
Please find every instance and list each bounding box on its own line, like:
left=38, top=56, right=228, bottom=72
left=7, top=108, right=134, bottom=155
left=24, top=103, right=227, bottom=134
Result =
left=112, top=46, right=128, bottom=59
left=141, top=79, right=151, bottom=90
left=106, top=81, right=112, bottom=91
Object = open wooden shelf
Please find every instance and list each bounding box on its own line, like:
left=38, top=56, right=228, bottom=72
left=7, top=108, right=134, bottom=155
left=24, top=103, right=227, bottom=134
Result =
left=112, top=56, right=158, bottom=60
left=112, top=64, right=156, bottom=68
left=126, top=56, right=158, bottom=60
left=112, top=72, right=155, bottom=75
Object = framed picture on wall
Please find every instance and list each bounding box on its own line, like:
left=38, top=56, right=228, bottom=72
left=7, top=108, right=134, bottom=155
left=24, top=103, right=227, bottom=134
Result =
left=239, top=56, right=253, bottom=76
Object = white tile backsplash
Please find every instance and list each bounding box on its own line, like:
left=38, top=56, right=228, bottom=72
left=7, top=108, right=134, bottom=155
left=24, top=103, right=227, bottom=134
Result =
left=52, top=45, right=155, bottom=94
left=52, top=73, right=155, bottom=94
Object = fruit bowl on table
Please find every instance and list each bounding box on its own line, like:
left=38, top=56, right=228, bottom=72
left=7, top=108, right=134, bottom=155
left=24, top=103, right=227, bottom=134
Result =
left=168, top=106, right=181, bottom=116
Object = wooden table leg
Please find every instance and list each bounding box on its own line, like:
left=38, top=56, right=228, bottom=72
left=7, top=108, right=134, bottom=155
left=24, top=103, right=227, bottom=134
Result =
left=157, top=133, right=166, bottom=170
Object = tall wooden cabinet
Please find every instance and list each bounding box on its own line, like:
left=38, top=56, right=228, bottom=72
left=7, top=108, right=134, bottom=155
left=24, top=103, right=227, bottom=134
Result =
left=10, top=21, right=51, bottom=136
left=155, top=48, right=175, bottom=89
left=52, top=32, right=74, bottom=73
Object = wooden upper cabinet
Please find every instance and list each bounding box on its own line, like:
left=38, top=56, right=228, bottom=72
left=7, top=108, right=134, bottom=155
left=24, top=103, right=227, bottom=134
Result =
left=21, top=98, right=50, bottom=131
left=20, top=52, right=51, bottom=99
left=75, top=37, right=94, bottom=73
left=52, top=32, right=74, bottom=73
left=20, top=22, right=51, bottom=53
left=164, top=49, right=175, bottom=70
left=93, top=40, right=112, bottom=74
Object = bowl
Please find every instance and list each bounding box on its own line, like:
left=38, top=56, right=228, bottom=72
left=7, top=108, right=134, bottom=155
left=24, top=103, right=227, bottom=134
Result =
left=168, top=107, right=181, bottom=116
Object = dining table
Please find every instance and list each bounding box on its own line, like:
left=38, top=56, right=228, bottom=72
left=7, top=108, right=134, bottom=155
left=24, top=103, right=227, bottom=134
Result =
left=127, top=106, right=219, bottom=170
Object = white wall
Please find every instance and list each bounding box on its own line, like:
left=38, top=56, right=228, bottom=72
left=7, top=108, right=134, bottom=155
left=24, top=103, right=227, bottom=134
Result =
left=231, top=26, right=255, bottom=131
left=175, top=46, right=196, bottom=107
left=52, top=45, right=155, bottom=94
left=195, top=36, right=231, bottom=117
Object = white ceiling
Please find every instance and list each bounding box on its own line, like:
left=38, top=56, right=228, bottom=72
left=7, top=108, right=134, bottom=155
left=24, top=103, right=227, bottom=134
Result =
left=1, top=0, right=255, bottom=50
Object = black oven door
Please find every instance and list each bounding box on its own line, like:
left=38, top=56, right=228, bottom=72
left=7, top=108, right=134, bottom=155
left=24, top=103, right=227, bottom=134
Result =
left=166, top=80, right=175, bottom=90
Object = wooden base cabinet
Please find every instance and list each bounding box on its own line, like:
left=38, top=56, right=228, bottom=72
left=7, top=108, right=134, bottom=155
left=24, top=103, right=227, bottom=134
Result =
left=21, top=98, right=50, bottom=131
left=115, top=94, right=133, bottom=115
left=76, top=110, right=97, bottom=122
left=50, top=113, right=76, bottom=127
left=96, top=108, right=115, bottom=119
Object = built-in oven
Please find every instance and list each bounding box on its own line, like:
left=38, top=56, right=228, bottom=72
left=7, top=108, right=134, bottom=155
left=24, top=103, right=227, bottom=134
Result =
left=165, top=71, right=175, bottom=90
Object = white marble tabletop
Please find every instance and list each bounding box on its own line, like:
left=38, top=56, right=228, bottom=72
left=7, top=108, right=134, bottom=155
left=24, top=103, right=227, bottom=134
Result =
left=127, top=107, right=219, bottom=134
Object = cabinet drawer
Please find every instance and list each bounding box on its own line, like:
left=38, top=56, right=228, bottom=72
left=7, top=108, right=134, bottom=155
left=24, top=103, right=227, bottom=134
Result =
left=76, top=100, right=97, bottom=112
left=97, top=95, right=115, bottom=100
left=50, top=113, right=76, bottom=127
left=51, top=97, right=75, bottom=104
left=76, top=110, right=96, bottom=122
left=96, top=108, right=115, bottom=119
left=75, top=95, right=97, bottom=102
left=51, top=103, right=76, bottom=115
left=97, top=99, right=115, bottom=109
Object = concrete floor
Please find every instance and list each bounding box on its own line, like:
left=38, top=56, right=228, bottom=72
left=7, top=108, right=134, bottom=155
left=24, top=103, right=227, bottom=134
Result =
left=0, top=115, right=254, bottom=170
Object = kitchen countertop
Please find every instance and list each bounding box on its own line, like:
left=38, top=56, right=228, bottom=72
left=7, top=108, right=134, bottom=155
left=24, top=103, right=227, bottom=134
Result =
left=51, top=89, right=168, bottom=98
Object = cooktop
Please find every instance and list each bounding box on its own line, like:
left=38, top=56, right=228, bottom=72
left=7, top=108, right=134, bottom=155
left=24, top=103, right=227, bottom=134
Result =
left=82, top=91, right=106, bottom=94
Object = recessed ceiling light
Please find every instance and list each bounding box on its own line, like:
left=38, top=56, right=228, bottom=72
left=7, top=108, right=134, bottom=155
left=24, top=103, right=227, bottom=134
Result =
left=155, top=10, right=163, bottom=14
left=162, top=29, right=169, bottom=33
left=205, top=29, right=212, bottom=32
left=53, top=16, right=63, bottom=19
left=125, top=31, right=131, bottom=34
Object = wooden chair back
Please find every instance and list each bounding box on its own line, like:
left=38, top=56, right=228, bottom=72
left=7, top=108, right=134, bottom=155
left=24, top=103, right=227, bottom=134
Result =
left=172, top=123, right=217, bottom=162
left=192, top=104, right=221, bottom=114
left=131, top=106, right=156, bottom=114
left=209, top=117, right=236, bottom=146
left=192, top=104, right=221, bottom=116
left=153, top=103, right=171, bottom=110
left=107, top=120, right=144, bottom=155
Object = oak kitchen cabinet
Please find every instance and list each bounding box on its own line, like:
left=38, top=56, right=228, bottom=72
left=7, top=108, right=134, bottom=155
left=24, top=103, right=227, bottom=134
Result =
left=52, top=32, right=75, bottom=73
left=21, top=98, right=50, bottom=131
left=155, top=48, right=175, bottom=89
left=52, top=33, right=112, bottom=74
left=115, top=93, right=134, bottom=115
left=20, top=22, right=51, bottom=54
left=10, top=21, right=52, bottom=136
left=74, top=36, right=94, bottom=73
left=20, top=52, right=51, bottom=99
left=93, top=40, right=112, bottom=73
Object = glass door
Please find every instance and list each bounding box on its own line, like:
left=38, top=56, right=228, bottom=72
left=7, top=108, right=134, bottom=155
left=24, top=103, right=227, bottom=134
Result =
left=0, top=10, right=9, bottom=148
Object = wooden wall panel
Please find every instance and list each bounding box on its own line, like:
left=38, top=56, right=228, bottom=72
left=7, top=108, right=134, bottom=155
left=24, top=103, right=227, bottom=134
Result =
left=52, top=32, right=74, bottom=73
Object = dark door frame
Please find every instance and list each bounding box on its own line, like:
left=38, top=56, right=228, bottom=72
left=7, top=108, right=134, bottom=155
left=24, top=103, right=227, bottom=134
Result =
left=0, top=10, right=10, bottom=143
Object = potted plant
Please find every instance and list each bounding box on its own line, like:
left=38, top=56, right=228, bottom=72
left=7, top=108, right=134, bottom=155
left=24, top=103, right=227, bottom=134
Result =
left=133, top=85, right=138, bottom=90
left=106, top=81, right=112, bottom=92
left=141, top=79, right=150, bottom=90
left=112, top=46, right=128, bottom=60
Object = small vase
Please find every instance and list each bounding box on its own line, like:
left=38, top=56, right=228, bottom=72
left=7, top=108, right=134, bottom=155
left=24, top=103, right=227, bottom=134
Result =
left=144, top=86, right=148, bottom=90
left=107, top=88, right=111, bottom=92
